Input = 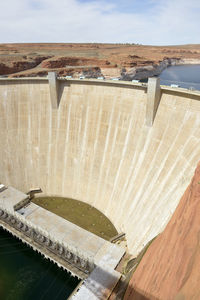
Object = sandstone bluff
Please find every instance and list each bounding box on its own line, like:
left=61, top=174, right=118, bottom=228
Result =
left=1, top=43, right=200, bottom=80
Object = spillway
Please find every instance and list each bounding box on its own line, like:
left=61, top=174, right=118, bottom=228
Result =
left=0, top=76, right=200, bottom=256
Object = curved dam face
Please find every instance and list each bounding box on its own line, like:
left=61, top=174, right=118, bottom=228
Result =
left=0, top=78, right=200, bottom=255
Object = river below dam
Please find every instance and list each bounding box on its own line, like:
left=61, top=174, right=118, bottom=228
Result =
left=0, top=196, right=117, bottom=300
left=0, top=227, right=79, bottom=300
left=160, top=64, right=200, bottom=90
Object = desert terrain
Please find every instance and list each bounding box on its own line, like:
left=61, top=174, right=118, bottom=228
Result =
left=1, top=43, right=200, bottom=79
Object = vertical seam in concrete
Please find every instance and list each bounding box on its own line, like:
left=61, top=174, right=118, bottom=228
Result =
left=93, top=96, right=117, bottom=207
left=46, top=101, right=53, bottom=193
left=120, top=126, right=152, bottom=215
left=27, top=89, right=31, bottom=186
left=5, top=86, right=9, bottom=185
left=142, top=143, right=200, bottom=243
left=72, top=106, right=82, bottom=198
left=135, top=115, right=196, bottom=211
left=151, top=129, right=200, bottom=206
left=37, top=88, right=42, bottom=189
left=116, top=95, right=148, bottom=222
left=75, top=105, right=90, bottom=199
left=53, top=101, right=61, bottom=195
left=100, top=111, right=121, bottom=203
left=125, top=111, right=199, bottom=253
left=85, top=103, right=103, bottom=202
left=126, top=112, right=174, bottom=217
left=61, top=103, right=71, bottom=194
left=126, top=112, right=186, bottom=218
left=106, top=102, right=136, bottom=216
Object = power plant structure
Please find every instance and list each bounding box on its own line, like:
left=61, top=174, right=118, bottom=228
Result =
left=0, top=73, right=200, bottom=299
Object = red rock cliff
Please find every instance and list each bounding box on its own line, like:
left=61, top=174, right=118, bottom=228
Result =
left=124, top=161, right=200, bottom=300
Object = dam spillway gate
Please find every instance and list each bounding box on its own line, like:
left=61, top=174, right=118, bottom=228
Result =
left=0, top=185, right=125, bottom=298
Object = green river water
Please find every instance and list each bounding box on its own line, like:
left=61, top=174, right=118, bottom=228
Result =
left=0, top=227, right=79, bottom=300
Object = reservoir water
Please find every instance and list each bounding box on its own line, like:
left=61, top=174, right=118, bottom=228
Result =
left=160, top=64, right=200, bottom=90
left=0, top=227, right=79, bottom=300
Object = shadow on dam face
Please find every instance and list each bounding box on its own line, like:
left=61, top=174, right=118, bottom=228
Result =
left=0, top=77, right=200, bottom=255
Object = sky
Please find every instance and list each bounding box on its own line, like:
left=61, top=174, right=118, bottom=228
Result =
left=0, top=0, right=200, bottom=45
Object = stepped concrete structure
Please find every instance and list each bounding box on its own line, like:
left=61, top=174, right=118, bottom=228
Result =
left=0, top=75, right=200, bottom=259
left=0, top=185, right=125, bottom=299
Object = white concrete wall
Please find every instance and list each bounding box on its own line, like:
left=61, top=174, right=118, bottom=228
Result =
left=0, top=79, right=200, bottom=255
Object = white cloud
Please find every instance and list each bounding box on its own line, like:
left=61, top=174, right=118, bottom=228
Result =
left=0, top=0, right=199, bottom=45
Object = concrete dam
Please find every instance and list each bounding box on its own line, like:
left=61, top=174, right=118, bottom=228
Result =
left=0, top=75, right=200, bottom=260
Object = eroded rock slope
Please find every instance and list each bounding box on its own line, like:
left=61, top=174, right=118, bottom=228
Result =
left=1, top=43, right=200, bottom=79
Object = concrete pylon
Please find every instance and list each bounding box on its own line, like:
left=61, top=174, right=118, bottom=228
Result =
left=146, top=77, right=161, bottom=126
left=48, top=72, right=59, bottom=109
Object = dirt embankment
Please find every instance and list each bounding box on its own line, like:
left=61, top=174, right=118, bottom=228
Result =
left=0, top=43, right=200, bottom=79
left=40, top=56, right=112, bottom=68
left=0, top=56, right=52, bottom=76
left=124, top=161, right=200, bottom=300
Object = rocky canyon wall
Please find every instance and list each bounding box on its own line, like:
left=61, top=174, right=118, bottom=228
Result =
left=124, top=161, right=200, bottom=300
